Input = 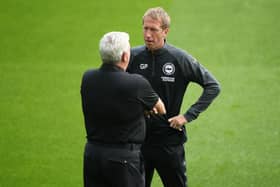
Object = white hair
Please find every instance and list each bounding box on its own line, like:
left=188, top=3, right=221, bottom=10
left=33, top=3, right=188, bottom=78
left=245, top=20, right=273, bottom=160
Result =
left=99, top=32, right=130, bottom=64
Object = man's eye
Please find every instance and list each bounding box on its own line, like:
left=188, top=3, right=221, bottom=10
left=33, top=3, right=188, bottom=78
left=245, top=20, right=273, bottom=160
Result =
left=144, top=28, right=157, bottom=32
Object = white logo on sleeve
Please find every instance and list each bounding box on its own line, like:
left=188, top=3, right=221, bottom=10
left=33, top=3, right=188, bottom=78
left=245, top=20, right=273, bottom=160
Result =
left=162, top=63, right=175, bottom=75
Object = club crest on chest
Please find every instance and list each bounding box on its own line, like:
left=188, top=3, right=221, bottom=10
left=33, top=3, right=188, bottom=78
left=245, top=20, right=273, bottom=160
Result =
left=162, top=62, right=175, bottom=76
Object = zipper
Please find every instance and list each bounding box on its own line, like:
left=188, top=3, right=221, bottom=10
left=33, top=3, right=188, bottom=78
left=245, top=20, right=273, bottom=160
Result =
left=151, top=53, right=155, bottom=77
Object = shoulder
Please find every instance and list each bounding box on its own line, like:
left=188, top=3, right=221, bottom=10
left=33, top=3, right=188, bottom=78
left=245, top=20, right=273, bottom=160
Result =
left=165, top=44, right=194, bottom=60
left=81, top=69, right=98, bottom=81
left=83, top=69, right=95, bottom=75
left=82, top=69, right=96, bottom=76
left=164, top=44, right=203, bottom=77
left=165, top=43, right=196, bottom=63
left=131, top=45, right=146, bottom=56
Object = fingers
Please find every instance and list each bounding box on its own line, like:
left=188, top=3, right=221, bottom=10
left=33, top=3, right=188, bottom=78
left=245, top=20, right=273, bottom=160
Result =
left=152, top=107, right=158, bottom=114
left=168, top=115, right=187, bottom=131
left=144, top=108, right=159, bottom=118
left=168, top=118, right=183, bottom=131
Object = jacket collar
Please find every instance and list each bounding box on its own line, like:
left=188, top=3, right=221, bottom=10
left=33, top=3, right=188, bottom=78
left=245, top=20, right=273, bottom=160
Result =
left=145, top=42, right=168, bottom=55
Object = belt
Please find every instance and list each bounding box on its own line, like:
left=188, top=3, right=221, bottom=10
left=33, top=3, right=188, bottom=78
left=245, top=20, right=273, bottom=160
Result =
left=88, top=141, right=142, bottom=151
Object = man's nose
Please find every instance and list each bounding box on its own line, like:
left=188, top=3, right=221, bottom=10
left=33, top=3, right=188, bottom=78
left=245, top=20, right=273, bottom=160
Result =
left=144, top=30, right=152, bottom=38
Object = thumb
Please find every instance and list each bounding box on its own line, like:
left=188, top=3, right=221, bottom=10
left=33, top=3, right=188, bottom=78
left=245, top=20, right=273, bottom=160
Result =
left=153, top=108, right=158, bottom=114
left=168, top=117, right=174, bottom=122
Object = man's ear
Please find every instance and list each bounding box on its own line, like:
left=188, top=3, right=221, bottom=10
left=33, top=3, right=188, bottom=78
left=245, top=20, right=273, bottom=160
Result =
left=121, top=51, right=129, bottom=63
left=163, top=28, right=169, bottom=38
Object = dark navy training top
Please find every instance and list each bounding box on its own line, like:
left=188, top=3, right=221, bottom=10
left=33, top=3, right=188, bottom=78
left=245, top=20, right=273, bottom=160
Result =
left=128, top=43, right=221, bottom=145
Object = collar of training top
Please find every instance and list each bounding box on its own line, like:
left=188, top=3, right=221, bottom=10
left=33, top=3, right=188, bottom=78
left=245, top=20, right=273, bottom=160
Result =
left=145, top=42, right=168, bottom=55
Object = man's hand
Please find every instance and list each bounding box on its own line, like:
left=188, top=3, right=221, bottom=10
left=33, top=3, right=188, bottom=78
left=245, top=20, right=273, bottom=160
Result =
left=144, top=107, right=159, bottom=118
left=168, top=115, right=188, bottom=131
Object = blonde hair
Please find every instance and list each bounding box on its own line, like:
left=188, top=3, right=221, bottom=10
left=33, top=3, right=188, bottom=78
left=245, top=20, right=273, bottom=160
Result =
left=142, top=7, right=171, bottom=29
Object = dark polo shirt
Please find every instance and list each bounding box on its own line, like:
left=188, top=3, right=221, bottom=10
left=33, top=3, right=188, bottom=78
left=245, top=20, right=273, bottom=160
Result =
left=81, top=63, right=159, bottom=144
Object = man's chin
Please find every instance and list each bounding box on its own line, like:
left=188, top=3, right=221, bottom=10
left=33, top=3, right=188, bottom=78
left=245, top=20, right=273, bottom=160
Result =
left=145, top=43, right=155, bottom=50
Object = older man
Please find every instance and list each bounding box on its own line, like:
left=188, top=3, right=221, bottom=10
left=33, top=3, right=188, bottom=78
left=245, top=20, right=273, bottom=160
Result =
left=81, top=31, right=166, bottom=187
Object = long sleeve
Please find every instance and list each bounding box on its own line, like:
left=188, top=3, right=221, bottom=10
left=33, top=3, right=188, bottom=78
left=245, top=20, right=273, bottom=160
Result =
left=180, top=55, right=221, bottom=122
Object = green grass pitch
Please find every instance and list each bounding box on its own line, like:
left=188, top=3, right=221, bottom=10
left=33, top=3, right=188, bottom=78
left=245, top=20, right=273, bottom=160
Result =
left=0, top=0, right=279, bottom=186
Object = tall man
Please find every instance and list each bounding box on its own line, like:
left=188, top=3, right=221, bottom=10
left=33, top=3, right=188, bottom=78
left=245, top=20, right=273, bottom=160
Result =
left=127, top=7, right=221, bottom=187
left=81, top=31, right=166, bottom=187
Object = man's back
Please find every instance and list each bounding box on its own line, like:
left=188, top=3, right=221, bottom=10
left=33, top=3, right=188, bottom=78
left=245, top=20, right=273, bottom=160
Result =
left=82, top=31, right=166, bottom=187
left=81, top=63, right=158, bottom=144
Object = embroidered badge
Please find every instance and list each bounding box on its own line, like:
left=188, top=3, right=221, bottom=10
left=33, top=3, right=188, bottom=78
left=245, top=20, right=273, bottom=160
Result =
left=162, top=63, right=175, bottom=75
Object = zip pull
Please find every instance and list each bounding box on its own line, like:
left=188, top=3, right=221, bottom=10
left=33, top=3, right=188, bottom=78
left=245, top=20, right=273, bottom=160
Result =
left=151, top=54, right=155, bottom=77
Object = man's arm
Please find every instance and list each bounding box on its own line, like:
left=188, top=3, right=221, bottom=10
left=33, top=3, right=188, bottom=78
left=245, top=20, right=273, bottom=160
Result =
left=152, top=98, right=166, bottom=115
left=183, top=57, right=221, bottom=122
left=184, top=81, right=220, bottom=122
left=168, top=53, right=220, bottom=130
left=135, top=74, right=166, bottom=115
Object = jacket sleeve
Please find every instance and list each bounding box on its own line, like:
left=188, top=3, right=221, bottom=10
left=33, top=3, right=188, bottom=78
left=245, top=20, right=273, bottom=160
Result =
left=180, top=54, right=221, bottom=122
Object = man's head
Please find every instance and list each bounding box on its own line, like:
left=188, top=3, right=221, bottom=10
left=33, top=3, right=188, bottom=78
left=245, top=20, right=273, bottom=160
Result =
left=142, top=7, right=170, bottom=51
left=99, top=32, right=130, bottom=69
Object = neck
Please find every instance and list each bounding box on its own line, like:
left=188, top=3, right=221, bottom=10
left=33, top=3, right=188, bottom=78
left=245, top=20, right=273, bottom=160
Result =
left=115, top=62, right=127, bottom=71
left=148, top=40, right=165, bottom=52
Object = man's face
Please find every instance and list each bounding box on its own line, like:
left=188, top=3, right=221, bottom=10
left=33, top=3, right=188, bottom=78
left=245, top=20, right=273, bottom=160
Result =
left=143, top=16, right=169, bottom=51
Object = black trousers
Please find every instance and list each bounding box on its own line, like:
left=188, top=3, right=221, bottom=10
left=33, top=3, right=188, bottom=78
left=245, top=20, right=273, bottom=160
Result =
left=83, top=142, right=144, bottom=187
left=142, top=144, right=187, bottom=187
